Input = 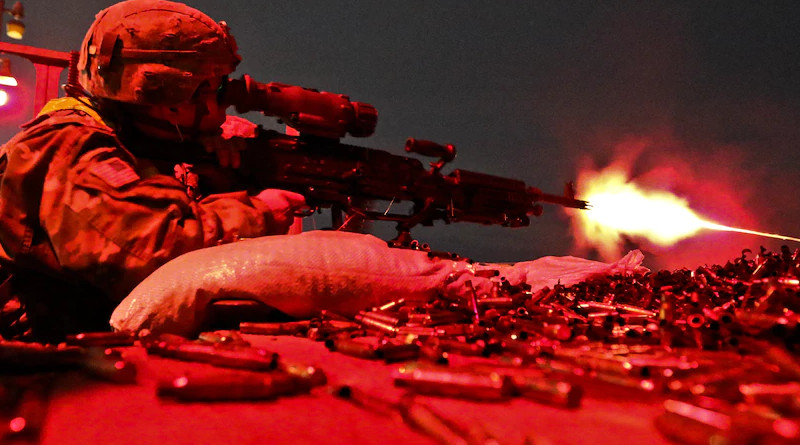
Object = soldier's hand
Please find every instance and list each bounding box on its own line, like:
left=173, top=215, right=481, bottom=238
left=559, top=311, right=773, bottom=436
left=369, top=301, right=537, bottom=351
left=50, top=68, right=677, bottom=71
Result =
left=253, top=189, right=307, bottom=234
left=198, top=115, right=258, bottom=168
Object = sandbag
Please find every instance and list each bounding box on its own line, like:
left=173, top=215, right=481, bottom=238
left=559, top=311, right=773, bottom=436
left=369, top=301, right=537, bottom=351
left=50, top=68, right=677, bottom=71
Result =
left=110, top=230, right=647, bottom=337
left=110, top=231, right=469, bottom=336
left=478, top=249, right=648, bottom=291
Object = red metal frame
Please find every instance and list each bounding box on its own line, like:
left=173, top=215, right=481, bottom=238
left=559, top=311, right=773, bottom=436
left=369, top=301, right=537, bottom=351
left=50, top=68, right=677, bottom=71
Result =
left=0, top=41, right=71, bottom=116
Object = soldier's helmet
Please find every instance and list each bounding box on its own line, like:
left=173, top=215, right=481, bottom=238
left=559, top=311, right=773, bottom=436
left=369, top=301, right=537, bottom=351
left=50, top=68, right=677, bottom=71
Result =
left=78, top=0, right=240, bottom=106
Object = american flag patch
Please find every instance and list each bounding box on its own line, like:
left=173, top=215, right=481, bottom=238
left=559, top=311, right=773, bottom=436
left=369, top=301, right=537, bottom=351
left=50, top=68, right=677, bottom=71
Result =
left=89, top=158, right=140, bottom=188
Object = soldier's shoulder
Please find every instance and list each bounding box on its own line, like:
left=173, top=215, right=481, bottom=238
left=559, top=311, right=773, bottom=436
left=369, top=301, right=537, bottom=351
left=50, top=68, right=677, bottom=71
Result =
left=22, top=97, right=116, bottom=137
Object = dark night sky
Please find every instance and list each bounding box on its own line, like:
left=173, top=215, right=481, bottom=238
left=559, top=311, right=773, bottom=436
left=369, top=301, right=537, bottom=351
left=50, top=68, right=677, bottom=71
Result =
left=2, top=1, right=800, bottom=270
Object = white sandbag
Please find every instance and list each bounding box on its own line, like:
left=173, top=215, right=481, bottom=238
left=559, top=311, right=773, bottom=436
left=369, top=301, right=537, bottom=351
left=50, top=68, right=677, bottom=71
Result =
left=111, top=230, right=648, bottom=337
left=482, top=249, right=649, bottom=291
left=111, top=231, right=468, bottom=336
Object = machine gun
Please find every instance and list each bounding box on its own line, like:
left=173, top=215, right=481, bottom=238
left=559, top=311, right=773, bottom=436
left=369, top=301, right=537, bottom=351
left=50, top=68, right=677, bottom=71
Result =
left=220, top=75, right=589, bottom=248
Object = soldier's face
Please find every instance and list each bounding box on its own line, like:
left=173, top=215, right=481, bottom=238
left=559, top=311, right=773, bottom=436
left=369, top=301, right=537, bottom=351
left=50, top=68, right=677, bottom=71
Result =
left=138, top=76, right=228, bottom=139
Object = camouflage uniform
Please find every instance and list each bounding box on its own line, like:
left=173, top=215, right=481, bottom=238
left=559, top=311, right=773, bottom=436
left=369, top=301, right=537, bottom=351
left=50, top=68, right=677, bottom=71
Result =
left=0, top=97, right=279, bottom=340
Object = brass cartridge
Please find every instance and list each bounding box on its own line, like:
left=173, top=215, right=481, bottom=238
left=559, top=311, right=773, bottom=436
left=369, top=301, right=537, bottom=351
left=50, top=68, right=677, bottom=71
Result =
left=393, top=362, right=514, bottom=401
left=158, top=370, right=309, bottom=401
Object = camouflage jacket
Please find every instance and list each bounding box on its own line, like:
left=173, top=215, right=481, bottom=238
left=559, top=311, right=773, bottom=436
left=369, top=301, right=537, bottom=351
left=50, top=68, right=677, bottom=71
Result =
left=0, top=97, right=277, bottom=339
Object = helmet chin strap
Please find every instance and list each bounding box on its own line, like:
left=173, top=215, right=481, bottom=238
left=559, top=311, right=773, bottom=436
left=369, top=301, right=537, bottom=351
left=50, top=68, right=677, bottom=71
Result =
left=125, top=102, right=220, bottom=142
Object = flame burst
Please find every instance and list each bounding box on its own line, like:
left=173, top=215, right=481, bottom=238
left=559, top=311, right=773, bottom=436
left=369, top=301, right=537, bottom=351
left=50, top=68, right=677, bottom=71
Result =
left=574, top=165, right=800, bottom=259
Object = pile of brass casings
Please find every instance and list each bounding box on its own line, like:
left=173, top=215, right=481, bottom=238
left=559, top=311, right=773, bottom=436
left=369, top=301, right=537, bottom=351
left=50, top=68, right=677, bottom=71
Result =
left=243, top=246, right=800, bottom=444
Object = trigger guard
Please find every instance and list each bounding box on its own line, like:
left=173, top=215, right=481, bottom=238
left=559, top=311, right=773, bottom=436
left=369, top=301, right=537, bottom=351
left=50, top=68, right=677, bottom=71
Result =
left=294, top=205, right=317, bottom=217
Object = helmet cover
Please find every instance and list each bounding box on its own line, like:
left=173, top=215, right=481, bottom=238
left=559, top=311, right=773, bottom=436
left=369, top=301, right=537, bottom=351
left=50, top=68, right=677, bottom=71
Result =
left=78, top=0, right=241, bottom=105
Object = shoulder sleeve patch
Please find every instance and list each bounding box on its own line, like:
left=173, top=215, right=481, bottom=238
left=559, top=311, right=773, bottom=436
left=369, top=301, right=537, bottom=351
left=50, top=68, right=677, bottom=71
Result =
left=89, top=158, right=140, bottom=188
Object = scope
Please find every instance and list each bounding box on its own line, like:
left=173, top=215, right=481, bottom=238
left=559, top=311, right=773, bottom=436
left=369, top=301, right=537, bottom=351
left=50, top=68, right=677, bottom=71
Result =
left=221, top=74, right=377, bottom=139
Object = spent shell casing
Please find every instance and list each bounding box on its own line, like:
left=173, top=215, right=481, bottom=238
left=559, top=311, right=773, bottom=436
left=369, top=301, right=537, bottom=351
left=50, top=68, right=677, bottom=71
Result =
left=375, top=343, right=420, bottom=363
left=64, top=331, right=136, bottom=347
left=514, top=319, right=573, bottom=341
left=578, top=301, right=616, bottom=312
left=740, top=381, right=800, bottom=402
left=476, top=297, right=515, bottom=310
left=158, top=370, right=309, bottom=401
left=141, top=333, right=189, bottom=352
left=409, top=311, right=470, bottom=326
left=376, top=298, right=406, bottom=312
left=2, top=376, right=51, bottom=443
left=307, top=321, right=360, bottom=341
left=80, top=347, right=137, bottom=384
left=197, top=330, right=250, bottom=347
left=319, top=310, right=353, bottom=322
left=154, top=342, right=279, bottom=371
left=557, top=351, right=651, bottom=379
left=614, top=304, right=657, bottom=317
left=425, top=337, right=486, bottom=357
left=355, top=314, right=399, bottom=335
left=619, top=313, right=656, bottom=324
left=0, top=341, right=83, bottom=370
left=523, top=304, right=555, bottom=316
left=499, top=336, right=548, bottom=360
left=526, top=314, right=572, bottom=326
left=393, top=362, right=514, bottom=401
left=435, top=323, right=485, bottom=337
left=460, top=362, right=583, bottom=409
left=332, top=385, right=399, bottom=418
left=278, top=360, right=328, bottom=387
left=659, top=292, right=675, bottom=323
left=239, top=320, right=311, bottom=336
left=418, top=344, right=449, bottom=365
left=654, top=410, right=726, bottom=445
left=590, top=371, right=658, bottom=394
left=396, top=326, right=438, bottom=337
left=325, top=337, right=378, bottom=360
left=358, top=310, right=407, bottom=326
left=528, top=287, right=557, bottom=305
left=399, top=398, right=470, bottom=445
left=510, top=374, right=583, bottom=409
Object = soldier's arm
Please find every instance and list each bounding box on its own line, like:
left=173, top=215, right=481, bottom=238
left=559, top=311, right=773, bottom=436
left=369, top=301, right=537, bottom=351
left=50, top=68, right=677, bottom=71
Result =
left=39, top=137, right=282, bottom=300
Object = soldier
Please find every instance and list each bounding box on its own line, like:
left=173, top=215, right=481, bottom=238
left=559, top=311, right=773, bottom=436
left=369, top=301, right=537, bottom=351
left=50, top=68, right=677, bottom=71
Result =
left=0, top=0, right=305, bottom=341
